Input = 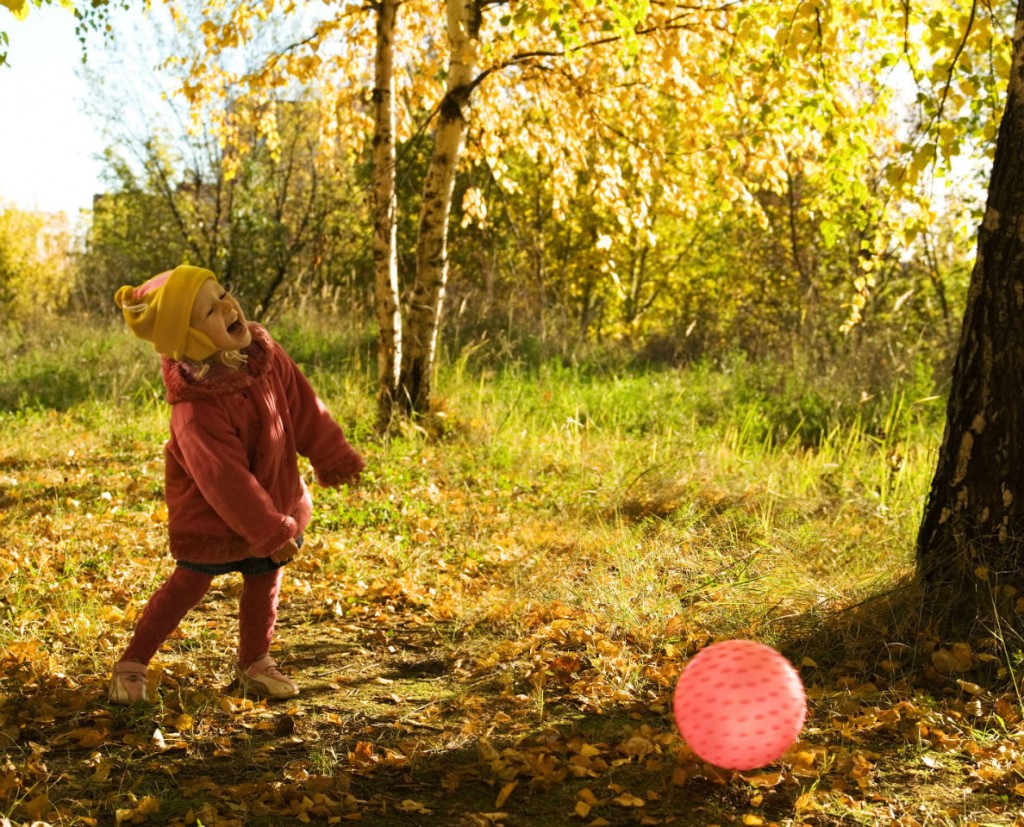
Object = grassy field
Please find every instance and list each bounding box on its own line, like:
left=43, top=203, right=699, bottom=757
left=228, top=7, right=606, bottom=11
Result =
left=1, top=317, right=1021, bottom=826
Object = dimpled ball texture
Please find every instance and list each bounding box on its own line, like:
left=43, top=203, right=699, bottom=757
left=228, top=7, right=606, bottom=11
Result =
left=673, top=639, right=807, bottom=770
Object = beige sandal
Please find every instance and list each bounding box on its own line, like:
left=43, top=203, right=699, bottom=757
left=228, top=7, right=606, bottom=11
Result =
left=109, top=661, right=148, bottom=704
left=239, top=654, right=299, bottom=699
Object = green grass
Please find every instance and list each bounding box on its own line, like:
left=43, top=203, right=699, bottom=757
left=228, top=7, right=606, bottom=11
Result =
left=424, top=352, right=938, bottom=620
left=0, top=313, right=972, bottom=826
left=0, top=314, right=944, bottom=666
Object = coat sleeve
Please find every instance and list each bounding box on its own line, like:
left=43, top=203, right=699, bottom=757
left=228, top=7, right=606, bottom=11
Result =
left=274, top=345, right=365, bottom=487
left=172, top=405, right=297, bottom=556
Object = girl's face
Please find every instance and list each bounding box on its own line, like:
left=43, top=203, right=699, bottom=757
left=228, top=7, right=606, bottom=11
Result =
left=190, top=279, right=252, bottom=353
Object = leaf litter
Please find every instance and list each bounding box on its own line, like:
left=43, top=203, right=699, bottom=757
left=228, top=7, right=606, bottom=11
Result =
left=1, top=419, right=1024, bottom=825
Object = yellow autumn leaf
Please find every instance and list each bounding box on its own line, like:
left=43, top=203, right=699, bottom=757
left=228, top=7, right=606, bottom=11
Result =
left=931, top=642, right=975, bottom=675
left=741, top=770, right=784, bottom=788
left=0, top=0, right=29, bottom=21
left=956, top=679, right=985, bottom=696
left=620, top=734, right=655, bottom=759
left=911, top=143, right=936, bottom=177
left=91, top=759, right=114, bottom=783
left=70, top=726, right=108, bottom=748
left=115, top=794, right=160, bottom=825
left=101, top=605, right=126, bottom=623
left=996, top=697, right=1023, bottom=725
left=22, top=792, right=50, bottom=821
left=495, top=780, right=517, bottom=808
left=396, top=799, right=432, bottom=814
left=794, top=791, right=817, bottom=811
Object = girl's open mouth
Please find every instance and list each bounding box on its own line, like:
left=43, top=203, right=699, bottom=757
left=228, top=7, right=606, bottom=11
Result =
left=228, top=319, right=244, bottom=334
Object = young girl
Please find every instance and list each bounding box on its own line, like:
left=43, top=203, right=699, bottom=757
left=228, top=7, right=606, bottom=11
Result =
left=109, top=264, right=364, bottom=703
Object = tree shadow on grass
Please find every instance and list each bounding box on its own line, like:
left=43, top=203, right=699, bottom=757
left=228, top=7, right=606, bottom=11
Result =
left=769, top=573, right=1024, bottom=827
left=0, top=366, right=93, bottom=412
left=0, top=456, right=159, bottom=519
left=0, top=634, right=914, bottom=826
left=15, top=578, right=1016, bottom=827
left=777, top=570, right=1024, bottom=685
left=274, top=635, right=816, bottom=827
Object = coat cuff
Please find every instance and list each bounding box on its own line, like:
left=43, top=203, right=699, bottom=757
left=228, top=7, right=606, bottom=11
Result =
left=250, top=515, right=298, bottom=557
left=316, top=445, right=365, bottom=487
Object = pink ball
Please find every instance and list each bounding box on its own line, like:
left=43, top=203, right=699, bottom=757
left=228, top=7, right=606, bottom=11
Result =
left=673, top=640, right=806, bottom=770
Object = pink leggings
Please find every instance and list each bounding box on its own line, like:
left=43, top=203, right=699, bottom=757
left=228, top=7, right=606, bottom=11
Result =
left=120, top=566, right=283, bottom=669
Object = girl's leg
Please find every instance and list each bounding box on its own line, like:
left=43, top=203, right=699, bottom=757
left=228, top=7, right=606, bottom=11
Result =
left=120, top=567, right=214, bottom=665
left=237, top=568, right=297, bottom=698
left=237, top=568, right=283, bottom=669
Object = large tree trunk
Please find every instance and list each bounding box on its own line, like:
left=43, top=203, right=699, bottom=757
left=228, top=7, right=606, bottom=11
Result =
left=397, top=0, right=481, bottom=417
left=917, top=0, right=1024, bottom=604
left=372, top=0, right=403, bottom=431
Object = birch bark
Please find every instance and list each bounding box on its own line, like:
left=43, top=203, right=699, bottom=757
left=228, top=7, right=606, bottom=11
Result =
left=398, top=0, right=480, bottom=416
left=371, top=0, right=403, bottom=429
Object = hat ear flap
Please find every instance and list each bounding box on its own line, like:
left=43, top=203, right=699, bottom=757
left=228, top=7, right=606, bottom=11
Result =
left=183, top=328, right=219, bottom=362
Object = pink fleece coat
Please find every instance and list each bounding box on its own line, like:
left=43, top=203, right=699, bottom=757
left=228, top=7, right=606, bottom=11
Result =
left=160, top=323, right=364, bottom=563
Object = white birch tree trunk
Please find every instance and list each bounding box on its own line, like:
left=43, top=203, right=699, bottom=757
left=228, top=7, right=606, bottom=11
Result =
left=371, top=0, right=402, bottom=429
left=398, top=0, right=480, bottom=416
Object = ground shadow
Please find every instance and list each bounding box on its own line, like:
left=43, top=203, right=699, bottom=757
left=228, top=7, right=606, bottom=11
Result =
left=0, top=366, right=95, bottom=412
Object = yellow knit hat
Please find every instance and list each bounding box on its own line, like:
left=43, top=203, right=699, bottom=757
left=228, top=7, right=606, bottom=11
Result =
left=114, top=265, right=220, bottom=362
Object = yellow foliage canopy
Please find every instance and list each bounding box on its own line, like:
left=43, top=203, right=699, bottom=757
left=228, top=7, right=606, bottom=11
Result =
left=164, top=0, right=1004, bottom=232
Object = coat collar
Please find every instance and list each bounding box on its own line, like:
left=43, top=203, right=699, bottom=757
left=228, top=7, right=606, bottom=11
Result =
left=162, top=322, right=273, bottom=404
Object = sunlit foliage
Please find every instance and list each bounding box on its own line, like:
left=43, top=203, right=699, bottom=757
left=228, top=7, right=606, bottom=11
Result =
left=0, top=203, right=72, bottom=321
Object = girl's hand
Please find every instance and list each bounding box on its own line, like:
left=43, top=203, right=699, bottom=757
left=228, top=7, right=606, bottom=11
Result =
left=271, top=538, right=300, bottom=564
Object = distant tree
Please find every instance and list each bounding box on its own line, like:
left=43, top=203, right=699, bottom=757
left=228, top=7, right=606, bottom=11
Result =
left=74, top=145, right=193, bottom=309
left=0, top=203, right=71, bottom=320
left=78, top=93, right=366, bottom=318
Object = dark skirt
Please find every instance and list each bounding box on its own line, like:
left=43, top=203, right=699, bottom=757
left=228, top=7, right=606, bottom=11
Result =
left=177, top=535, right=303, bottom=576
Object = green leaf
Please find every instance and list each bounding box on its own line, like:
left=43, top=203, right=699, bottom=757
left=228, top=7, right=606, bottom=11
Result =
left=819, top=219, right=840, bottom=248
